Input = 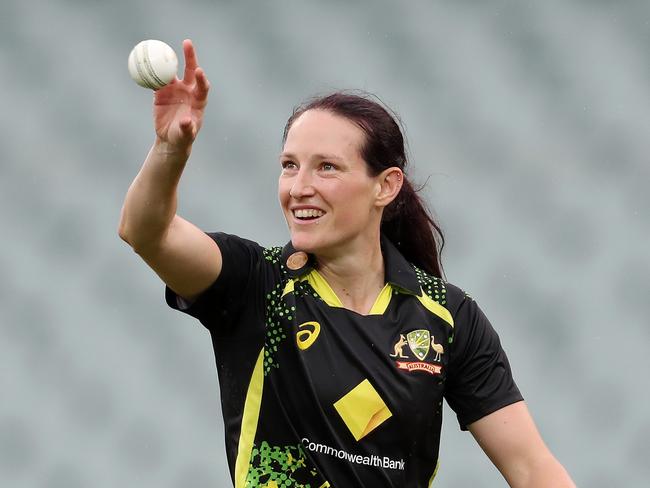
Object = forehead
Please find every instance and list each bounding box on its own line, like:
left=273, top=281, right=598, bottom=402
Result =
left=283, top=110, right=365, bottom=159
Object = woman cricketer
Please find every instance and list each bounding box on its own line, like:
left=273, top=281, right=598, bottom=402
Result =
left=119, top=40, right=575, bottom=488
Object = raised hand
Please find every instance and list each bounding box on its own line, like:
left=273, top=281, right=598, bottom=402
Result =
left=152, top=39, right=210, bottom=151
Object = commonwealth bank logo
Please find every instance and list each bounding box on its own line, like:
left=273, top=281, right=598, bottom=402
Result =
left=333, top=379, right=392, bottom=441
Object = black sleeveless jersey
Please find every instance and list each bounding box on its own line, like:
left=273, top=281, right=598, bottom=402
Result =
left=166, top=232, right=522, bottom=488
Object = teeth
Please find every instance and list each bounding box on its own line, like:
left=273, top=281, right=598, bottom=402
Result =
left=294, top=209, right=324, bottom=218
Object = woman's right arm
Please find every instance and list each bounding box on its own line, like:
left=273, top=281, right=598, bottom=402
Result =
left=118, top=39, right=221, bottom=301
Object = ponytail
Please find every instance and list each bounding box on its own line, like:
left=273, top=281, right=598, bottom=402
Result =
left=382, top=177, right=445, bottom=278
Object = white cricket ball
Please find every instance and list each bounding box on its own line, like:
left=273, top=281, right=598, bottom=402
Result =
left=128, top=40, right=178, bottom=90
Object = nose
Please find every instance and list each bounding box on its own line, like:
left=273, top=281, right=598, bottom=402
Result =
left=289, top=168, right=316, bottom=199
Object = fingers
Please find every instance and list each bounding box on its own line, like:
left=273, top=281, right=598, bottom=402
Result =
left=194, top=67, right=210, bottom=102
left=182, top=40, right=210, bottom=105
left=182, top=39, right=199, bottom=84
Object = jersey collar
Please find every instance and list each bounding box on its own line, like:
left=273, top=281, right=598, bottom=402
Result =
left=280, top=235, right=421, bottom=296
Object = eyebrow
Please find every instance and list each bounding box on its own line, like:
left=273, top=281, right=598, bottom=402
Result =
left=279, top=152, right=344, bottom=161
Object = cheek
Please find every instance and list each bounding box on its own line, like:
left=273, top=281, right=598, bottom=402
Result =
left=278, top=179, right=291, bottom=206
left=328, top=185, right=374, bottom=226
left=335, top=180, right=374, bottom=207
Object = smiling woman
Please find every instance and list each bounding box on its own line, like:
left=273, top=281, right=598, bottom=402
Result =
left=280, top=94, right=445, bottom=280
left=279, top=109, right=393, bottom=268
left=118, top=39, right=575, bottom=488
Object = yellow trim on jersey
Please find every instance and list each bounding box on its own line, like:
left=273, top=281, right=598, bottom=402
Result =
left=287, top=270, right=394, bottom=315
left=416, top=289, right=454, bottom=328
left=428, top=460, right=440, bottom=486
left=306, top=270, right=344, bottom=308
left=307, top=270, right=397, bottom=315
left=367, top=283, right=393, bottom=315
left=281, top=279, right=295, bottom=298
left=234, top=348, right=265, bottom=488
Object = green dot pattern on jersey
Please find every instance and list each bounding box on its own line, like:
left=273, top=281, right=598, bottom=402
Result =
left=294, top=279, right=326, bottom=304
left=245, top=441, right=321, bottom=487
left=263, top=247, right=289, bottom=376
left=264, top=280, right=290, bottom=376
left=263, top=246, right=283, bottom=265
left=414, top=267, right=447, bottom=306
left=414, top=267, right=454, bottom=343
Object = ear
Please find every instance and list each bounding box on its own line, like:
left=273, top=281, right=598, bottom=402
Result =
left=374, top=167, right=404, bottom=208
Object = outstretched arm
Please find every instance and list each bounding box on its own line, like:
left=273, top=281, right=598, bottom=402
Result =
left=468, top=401, right=575, bottom=488
left=119, top=39, right=221, bottom=300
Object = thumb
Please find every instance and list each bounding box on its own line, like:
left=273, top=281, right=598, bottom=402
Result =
left=179, top=116, right=196, bottom=141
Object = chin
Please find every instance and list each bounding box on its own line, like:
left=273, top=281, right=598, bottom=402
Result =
left=290, top=229, right=352, bottom=258
left=290, top=234, right=319, bottom=253
left=289, top=227, right=331, bottom=254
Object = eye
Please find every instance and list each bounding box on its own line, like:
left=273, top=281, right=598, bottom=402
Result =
left=281, top=160, right=297, bottom=171
left=321, top=162, right=336, bottom=171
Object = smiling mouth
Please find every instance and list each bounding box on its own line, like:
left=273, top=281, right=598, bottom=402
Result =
left=293, top=209, right=325, bottom=221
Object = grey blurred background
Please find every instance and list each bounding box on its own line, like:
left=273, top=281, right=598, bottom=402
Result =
left=1, top=0, right=649, bottom=486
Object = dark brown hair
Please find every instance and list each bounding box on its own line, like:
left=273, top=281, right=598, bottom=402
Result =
left=282, top=92, right=445, bottom=278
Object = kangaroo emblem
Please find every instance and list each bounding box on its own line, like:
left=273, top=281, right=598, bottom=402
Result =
left=390, top=334, right=409, bottom=358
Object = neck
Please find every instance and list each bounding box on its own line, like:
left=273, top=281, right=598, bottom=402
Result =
left=315, top=234, right=385, bottom=315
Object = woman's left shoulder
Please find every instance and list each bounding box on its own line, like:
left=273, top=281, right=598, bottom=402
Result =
left=411, top=265, right=473, bottom=311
